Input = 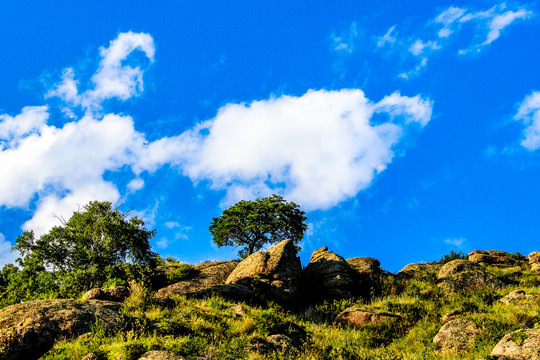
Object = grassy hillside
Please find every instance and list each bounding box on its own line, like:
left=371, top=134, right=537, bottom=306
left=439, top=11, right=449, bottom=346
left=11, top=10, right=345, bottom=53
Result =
left=35, top=252, right=540, bottom=360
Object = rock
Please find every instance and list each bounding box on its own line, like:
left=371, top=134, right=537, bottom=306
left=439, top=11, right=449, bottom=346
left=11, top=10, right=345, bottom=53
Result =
left=0, top=299, right=122, bottom=360
left=469, top=250, right=510, bottom=257
left=335, top=306, right=402, bottom=328
left=532, top=263, right=540, bottom=273
left=491, top=328, right=540, bottom=360
left=156, top=260, right=239, bottom=297
left=397, top=262, right=440, bottom=278
left=266, top=334, right=296, bottom=355
left=138, top=351, right=185, bottom=360
left=469, top=253, right=509, bottom=265
left=303, top=247, right=356, bottom=299
left=500, top=290, right=539, bottom=305
left=229, top=304, right=246, bottom=317
left=433, top=318, right=480, bottom=353
left=347, top=257, right=381, bottom=276
left=437, top=259, right=504, bottom=293
left=225, top=240, right=302, bottom=302
left=529, top=252, right=540, bottom=265
left=82, top=286, right=129, bottom=302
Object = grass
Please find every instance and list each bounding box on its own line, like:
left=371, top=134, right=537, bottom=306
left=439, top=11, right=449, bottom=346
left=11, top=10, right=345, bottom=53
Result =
left=37, top=256, right=540, bottom=360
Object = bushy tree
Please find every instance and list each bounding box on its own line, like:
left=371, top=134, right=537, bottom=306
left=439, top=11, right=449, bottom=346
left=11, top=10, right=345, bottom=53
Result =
left=1, top=201, right=157, bottom=304
left=209, top=194, right=308, bottom=258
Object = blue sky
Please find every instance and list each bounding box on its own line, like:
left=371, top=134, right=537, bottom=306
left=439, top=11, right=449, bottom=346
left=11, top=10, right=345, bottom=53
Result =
left=1, top=1, right=539, bottom=272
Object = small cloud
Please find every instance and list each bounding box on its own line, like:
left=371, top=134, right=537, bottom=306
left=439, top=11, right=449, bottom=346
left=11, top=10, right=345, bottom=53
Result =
left=409, top=40, right=440, bottom=56
left=377, top=26, right=397, bottom=47
left=444, top=237, right=467, bottom=248
left=127, top=178, right=144, bottom=192
left=331, top=22, right=360, bottom=54
left=514, top=91, right=540, bottom=151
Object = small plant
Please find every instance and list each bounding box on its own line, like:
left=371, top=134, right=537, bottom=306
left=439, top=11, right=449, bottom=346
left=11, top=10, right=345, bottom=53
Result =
left=510, top=330, right=529, bottom=346
left=438, top=250, right=467, bottom=264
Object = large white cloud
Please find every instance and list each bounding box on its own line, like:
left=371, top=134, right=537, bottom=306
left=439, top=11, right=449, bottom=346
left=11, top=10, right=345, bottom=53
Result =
left=0, top=31, right=433, bottom=238
left=136, top=89, right=433, bottom=210
left=515, top=91, right=540, bottom=151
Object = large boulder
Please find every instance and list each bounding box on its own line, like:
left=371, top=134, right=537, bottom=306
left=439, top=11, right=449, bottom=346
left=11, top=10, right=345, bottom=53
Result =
left=302, top=247, right=356, bottom=299
left=225, top=240, right=302, bottom=302
left=491, top=328, right=540, bottom=360
left=187, top=284, right=255, bottom=303
left=82, top=286, right=129, bottom=302
left=347, top=257, right=381, bottom=276
left=156, top=260, right=239, bottom=297
left=468, top=253, right=509, bottom=265
left=335, top=306, right=402, bottom=328
left=0, top=299, right=122, bottom=360
left=437, top=259, right=504, bottom=293
left=432, top=318, right=480, bottom=353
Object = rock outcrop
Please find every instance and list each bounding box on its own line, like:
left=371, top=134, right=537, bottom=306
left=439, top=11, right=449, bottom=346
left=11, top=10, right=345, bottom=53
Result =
left=225, top=240, right=302, bottom=302
left=82, top=286, right=129, bottom=302
left=432, top=318, right=480, bottom=353
left=437, top=259, right=504, bottom=292
left=397, top=262, right=440, bottom=278
left=491, top=328, right=540, bottom=360
left=0, top=299, right=122, bottom=360
left=156, top=260, right=239, bottom=297
left=347, top=257, right=381, bottom=276
left=335, top=306, right=402, bottom=328
left=303, top=247, right=356, bottom=299
left=529, top=252, right=540, bottom=273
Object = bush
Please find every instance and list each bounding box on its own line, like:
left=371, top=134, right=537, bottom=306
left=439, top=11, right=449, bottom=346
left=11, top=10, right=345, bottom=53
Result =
left=166, top=263, right=198, bottom=283
left=438, top=250, right=467, bottom=264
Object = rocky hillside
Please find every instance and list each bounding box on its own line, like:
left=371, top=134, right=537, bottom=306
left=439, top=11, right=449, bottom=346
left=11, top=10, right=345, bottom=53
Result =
left=1, top=241, right=539, bottom=359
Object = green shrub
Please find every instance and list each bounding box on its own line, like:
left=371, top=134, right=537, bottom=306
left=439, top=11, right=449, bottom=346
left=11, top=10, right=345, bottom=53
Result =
left=438, top=250, right=467, bottom=264
left=166, top=263, right=198, bottom=283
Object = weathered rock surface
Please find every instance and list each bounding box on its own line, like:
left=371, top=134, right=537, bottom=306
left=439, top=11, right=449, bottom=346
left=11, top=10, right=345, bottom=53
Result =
left=82, top=286, right=129, bottom=302
left=468, top=253, right=509, bottom=265
left=347, top=257, right=381, bottom=276
left=303, top=247, right=356, bottom=299
left=138, top=351, right=185, bottom=360
left=335, top=306, right=402, bottom=328
left=397, top=262, right=440, bottom=278
left=500, top=290, right=540, bottom=305
left=0, top=299, right=122, bottom=360
left=225, top=240, right=302, bottom=302
left=532, top=263, right=540, bottom=273
left=491, top=328, right=540, bottom=360
left=156, top=260, right=239, bottom=297
left=433, top=318, right=480, bottom=353
left=437, top=259, right=504, bottom=292
left=529, top=252, right=540, bottom=265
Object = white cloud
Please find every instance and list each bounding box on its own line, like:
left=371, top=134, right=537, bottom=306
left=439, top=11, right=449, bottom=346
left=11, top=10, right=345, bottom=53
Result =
left=482, top=9, right=532, bottom=46
left=2, top=31, right=433, bottom=236
left=137, top=89, right=433, bottom=210
left=515, top=91, right=540, bottom=151
left=47, top=31, right=155, bottom=112
left=409, top=40, right=440, bottom=56
left=435, top=6, right=467, bottom=38
left=0, top=233, right=18, bottom=267
left=444, top=237, right=467, bottom=248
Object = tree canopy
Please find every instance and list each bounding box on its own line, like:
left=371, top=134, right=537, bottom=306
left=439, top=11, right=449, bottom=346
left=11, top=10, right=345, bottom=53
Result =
left=209, top=194, right=308, bottom=257
left=1, top=201, right=157, bottom=305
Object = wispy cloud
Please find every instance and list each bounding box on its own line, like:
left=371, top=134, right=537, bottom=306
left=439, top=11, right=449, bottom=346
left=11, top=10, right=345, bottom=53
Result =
left=331, top=22, right=360, bottom=54
left=515, top=91, right=540, bottom=151
left=374, top=2, right=534, bottom=78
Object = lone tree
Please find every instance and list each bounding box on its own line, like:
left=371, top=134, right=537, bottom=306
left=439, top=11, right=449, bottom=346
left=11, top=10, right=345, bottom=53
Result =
left=209, top=194, right=308, bottom=258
